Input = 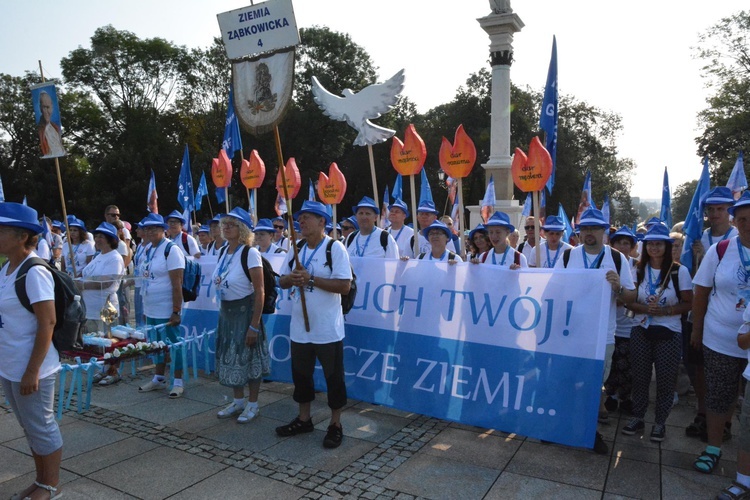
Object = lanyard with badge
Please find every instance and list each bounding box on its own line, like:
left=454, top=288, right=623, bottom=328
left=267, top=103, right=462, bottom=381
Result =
left=141, top=238, right=165, bottom=282
left=708, top=228, right=734, bottom=246
left=291, top=239, right=325, bottom=301
left=582, top=248, right=605, bottom=269
left=356, top=232, right=373, bottom=257
left=215, top=245, right=242, bottom=299
left=492, top=246, right=510, bottom=266
left=640, top=263, right=673, bottom=327
left=545, top=245, right=562, bottom=268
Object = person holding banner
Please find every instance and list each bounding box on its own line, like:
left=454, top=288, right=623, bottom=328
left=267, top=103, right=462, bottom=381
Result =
left=528, top=216, right=572, bottom=268
left=554, top=207, right=637, bottom=454
left=621, top=224, right=693, bottom=442
left=417, top=221, right=462, bottom=263
left=345, top=197, right=399, bottom=259
left=415, top=201, right=459, bottom=255
left=277, top=201, right=352, bottom=449
left=472, top=212, right=527, bottom=269
left=467, top=225, right=491, bottom=260
left=213, top=208, right=270, bottom=424
left=691, top=192, right=750, bottom=474
left=386, top=199, right=414, bottom=258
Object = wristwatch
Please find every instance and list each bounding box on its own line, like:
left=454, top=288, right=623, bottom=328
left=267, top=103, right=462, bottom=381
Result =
left=307, top=276, right=315, bottom=288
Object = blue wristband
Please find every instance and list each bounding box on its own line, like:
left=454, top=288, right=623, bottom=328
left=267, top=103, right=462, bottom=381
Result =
left=248, top=325, right=260, bottom=333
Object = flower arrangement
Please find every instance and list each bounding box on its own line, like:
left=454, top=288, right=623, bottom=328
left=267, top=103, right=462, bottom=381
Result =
left=102, top=341, right=168, bottom=360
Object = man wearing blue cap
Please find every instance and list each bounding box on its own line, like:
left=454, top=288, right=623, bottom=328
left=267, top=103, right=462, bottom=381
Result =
left=272, top=216, right=292, bottom=252
left=529, top=216, right=572, bottom=268
left=554, top=207, right=637, bottom=454
left=345, top=197, right=399, bottom=259
left=387, top=199, right=414, bottom=258
left=277, top=201, right=353, bottom=449
left=165, top=210, right=200, bottom=258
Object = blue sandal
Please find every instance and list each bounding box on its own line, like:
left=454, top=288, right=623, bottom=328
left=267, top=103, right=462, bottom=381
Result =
left=693, top=450, right=721, bottom=474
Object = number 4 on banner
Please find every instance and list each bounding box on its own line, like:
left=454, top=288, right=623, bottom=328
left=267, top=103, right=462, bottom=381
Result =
left=258, top=40, right=263, bottom=47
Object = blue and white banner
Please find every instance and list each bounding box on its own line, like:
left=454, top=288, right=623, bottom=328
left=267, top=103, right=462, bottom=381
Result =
left=182, top=256, right=610, bottom=448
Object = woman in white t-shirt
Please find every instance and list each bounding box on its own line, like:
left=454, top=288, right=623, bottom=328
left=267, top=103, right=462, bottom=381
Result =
left=0, top=203, right=61, bottom=500
left=62, top=217, right=95, bottom=278
left=253, top=218, right=286, bottom=255
left=471, top=211, right=527, bottom=269
left=621, top=224, right=692, bottom=442
left=212, top=208, right=270, bottom=424
left=417, top=221, right=462, bottom=263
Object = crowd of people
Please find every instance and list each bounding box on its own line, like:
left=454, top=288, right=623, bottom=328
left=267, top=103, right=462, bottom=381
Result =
left=4, top=185, right=750, bottom=499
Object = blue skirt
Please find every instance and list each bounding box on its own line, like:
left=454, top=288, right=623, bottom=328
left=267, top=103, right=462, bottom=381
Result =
left=215, top=295, right=270, bottom=387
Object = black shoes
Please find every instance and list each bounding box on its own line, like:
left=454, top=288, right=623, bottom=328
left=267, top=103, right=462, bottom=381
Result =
left=323, top=423, right=344, bottom=448
left=275, top=417, right=314, bottom=436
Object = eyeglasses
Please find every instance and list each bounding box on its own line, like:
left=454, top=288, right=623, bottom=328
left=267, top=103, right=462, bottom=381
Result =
left=223, top=222, right=239, bottom=229
left=341, top=225, right=354, bottom=231
left=273, top=225, right=285, bottom=230
left=106, top=213, right=120, bottom=217
left=524, top=225, right=534, bottom=231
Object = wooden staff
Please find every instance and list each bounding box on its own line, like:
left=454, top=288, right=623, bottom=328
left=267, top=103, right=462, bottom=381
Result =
left=274, top=125, right=309, bottom=331
left=410, top=174, right=418, bottom=257
left=533, top=190, right=542, bottom=267
left=367, top=144, right=379, bottom=209
left=38, top=60, right=76, bottom=277
left=457, top=178, right=465, bottom=257
left=332, top=205, right=338, bottom=240
left=224, top=186, right=230, bottom=213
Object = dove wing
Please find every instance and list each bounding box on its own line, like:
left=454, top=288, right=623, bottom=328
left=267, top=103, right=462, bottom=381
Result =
left=311, top=76, right=355, bottom=126
left=349, top=69, right=406, bottom=120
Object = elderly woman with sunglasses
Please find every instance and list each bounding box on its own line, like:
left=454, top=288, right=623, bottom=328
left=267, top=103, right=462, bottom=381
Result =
left=0, top=203, right=62, bottom=500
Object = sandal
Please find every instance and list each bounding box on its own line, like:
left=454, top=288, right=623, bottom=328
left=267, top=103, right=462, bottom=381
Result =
left=694, top=450, right=721, bottom=474
left=31, top=481, right=62, bottom=500
left=686, top=414, right=707, bottom=437
left=99, top=373, right=121, bottom=386
left=717, top=481, right=750, bottom=500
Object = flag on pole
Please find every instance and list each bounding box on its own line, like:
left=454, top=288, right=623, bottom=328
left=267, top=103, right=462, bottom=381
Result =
left=177, top=145, right=195, bottom=213
left=450, top=191, right=460, bottom=235
left=419, top=169, right=434, bottom=205
left=602, top=193, right=610, bottom=225
left=216, top=188, right=226, bottom=205
left=558, top=203, right=573, bottom=243
left=521, top=193, right=532, bottom=217
left=446, top=176, right=457, bottom=205
left=0, top=174, right=5, bottom=202
left=540, top=35, right=558, bottom=194
left=308, top=179, right=316, bottom=201
left=194, top=172, right=208, bottom=211
left=183, top=208, right=192, bottom=235
left=727, top=151, right=747, bottom=200
left=248, top=189, right=255, bottom=218
left=222, top=85, right=243, bottom=159
left=274, top=193, right=287, bottom=216
left=379, top=185, right=390, bottom=229
left=147, top=169, right=158, bottom=213
left=680, top=158, right=711, bottom=274
left=480, top=175, right=495, bottom=223
left=660, top=167, right=672, bottom=229
left=575, top=170, right=593, bottom=224
left=392, top=175, right=403, bottom=201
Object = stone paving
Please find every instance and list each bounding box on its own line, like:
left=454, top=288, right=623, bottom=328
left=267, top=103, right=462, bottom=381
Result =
left=0, top=369, right=742, bottom=499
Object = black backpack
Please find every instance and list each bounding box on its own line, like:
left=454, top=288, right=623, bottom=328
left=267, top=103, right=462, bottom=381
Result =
left=218, top=246, right=278, bottom=314
left=345, top=230, right=389, bottom=254
left=290, top=238, right=357, bottom=315
left=15, top=257, right=87, bottom=352
left=164, top=242, right=201, bottom=302
left=562, top=247, right=622, bottom=273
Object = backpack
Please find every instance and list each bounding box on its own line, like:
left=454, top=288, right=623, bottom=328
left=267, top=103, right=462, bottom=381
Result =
left=290, top=238, right=357, bottom=315
left=419, top=251, right=457, bottom=262
left=165, top=242, right=201, bottom=302
left=218, top=246, right=278, bottom=314
left=480, top=249, right=522, bottom=266
left=345, top=230, right=389, bottom=253
left=562, top=247, right=622, bottom=274
left=15, top=257, right=86, bottom=352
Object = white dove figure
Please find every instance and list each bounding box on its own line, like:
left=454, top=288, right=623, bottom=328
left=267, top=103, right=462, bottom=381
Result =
left=311, top=69, right=405, bottom=147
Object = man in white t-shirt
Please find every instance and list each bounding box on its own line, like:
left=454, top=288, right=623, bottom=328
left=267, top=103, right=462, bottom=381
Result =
left=415, top=200, right=459, bottom=256
left=387, top=199, right=414, bottom=258
left=165, top=210, right=201, bottom=258
left=277, top=200, right=352, bottom=449
left=518, top=216, right=544, bottom=264
left=104, top=205, right=131, bottom=245
left=554, top=207, right=637, bottom=455
left=528, top=215, right=572, bottom=268
left=345, top=197, right=399, bottom=259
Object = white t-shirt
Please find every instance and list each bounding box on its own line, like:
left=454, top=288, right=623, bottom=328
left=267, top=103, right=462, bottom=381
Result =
left=212, top=245, right=262, bottom=301
left=346, top=228, right=400, bottom=259
left=258, top=242, right=286, bottom=255
left=140, top=238, right=186, bottom=318
left=615, top=257, right=638, bottom=338
left=417, top=233, right=460, bottom=257
left=170, top=232, right=200, bottom=257
left=520, top=239, right=542, bottom=263
left=701, top=227, right=738, bottom=253
left=0, top=253, right=58, bottom=382
left=36, top=238, right=51, bottom=260
left=275, top=236, right=291, bottom=252
left=206, top=240, right=227, bottom=257
left=554, top=246, right=635, bottom=344
left=81, top=250, right=125, bottom=321
left=388, top=225, right=415, bottom=258
left=63, top=240, right=95, bottom=277
left=281, top=236, right=352, bottom=344
left=528, top=240, right=573, bottom=268
left=418, top=250, right=464, bottom=262
left=693, top=236, right=750, bottom=358
left=633, top=264, right=692, bottom=333
left=480, top=247, right=528, bottom=268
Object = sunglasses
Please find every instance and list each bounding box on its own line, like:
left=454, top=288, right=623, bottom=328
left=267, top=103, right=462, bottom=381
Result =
left=106, top=213, right=120, bottom=217
left=273, top=225, right=285, bottom=230
left=524, top=225, right=534, bottom=230
left=341, top=225, right=354, bottom=230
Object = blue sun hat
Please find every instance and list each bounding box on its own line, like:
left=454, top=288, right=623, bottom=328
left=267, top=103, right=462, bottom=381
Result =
left=388, top=198, right=410, bottom=218
left=197, top=225, right=210, bottom=234
left=417, top=200, right=439, bottom=215
left=644, top=216, right=666, bottom=229
left=223, top=207, right=254, bottom=230
left=610, top=226, right=637, bottom=245
left=340, top=216, right=359, bottom=230
left=166, top=210, right=186, bottom=225
left=0, top=202, right=43, bottom=234
left=138, top=213, right=168, bottom=229
left=294, top=200, right=332, bottom=224
left=92, top=222, right=118, bottom=240
left=541, top=215, right=565, bottom=232
left=642, top=224, right=674, bottom=242
left=468, top=224, right=487, bottom=242
left=577, top=208, right=610, bottom=228
left=352, top=196, right=379, bottom=215
left=210, top=214, right=224, bottom=225
left=484, top=211, right=515, bottom=232
left=252, top=218, right=276, bottom=233
left=703, top=186, right=735, bottom=206
left=68, top=216, right=86, bottom=231
left=422, top=220, right=452, bottom=239
left=728, top=191, right=750, bottom=215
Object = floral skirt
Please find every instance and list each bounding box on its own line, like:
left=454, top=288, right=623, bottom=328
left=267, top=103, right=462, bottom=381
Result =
left=215, top=296, right=270, bottom=388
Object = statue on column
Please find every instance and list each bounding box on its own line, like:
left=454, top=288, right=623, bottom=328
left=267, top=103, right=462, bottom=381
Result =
left=489, top=0, right=512, bottom=14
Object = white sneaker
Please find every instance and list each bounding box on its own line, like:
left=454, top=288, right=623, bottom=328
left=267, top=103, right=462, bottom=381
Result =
left=139, top=379, right=167, bottom=392
left=237, top=404, right=259, bottom=424
left=217, top=401, right=245, bottom=419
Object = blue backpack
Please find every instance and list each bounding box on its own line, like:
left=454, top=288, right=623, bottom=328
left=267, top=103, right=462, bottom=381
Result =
left=165, top=242, right=201, bottom=302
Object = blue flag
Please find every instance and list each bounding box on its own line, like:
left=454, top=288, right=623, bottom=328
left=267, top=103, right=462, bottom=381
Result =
left=576, top=170, right=594, bottom=224
left=392, top=175, right=403, bottom=201
left=0, top=174, right=5, bottom=202
left=680, top=158, right=711, bottom=274
left=601, top=193, right=610, bottom=225
left=558, top=203, right=573, bottom=243
left=248, top=188, right=255, bottom=217
left=540, top=35, right=558, bottom=194
left=216, top=187, right=226, bottom=205
left=727, top=151, right=747, bottom=200
left=194, top=172, right=208, bottom=211
left=308, top=179, right=316, bottom=201
left=178, top=145, right=195, bottom=213
left=419, top=169, right=433, bottom=205
left=222, top=85, right=243, bottom=159
left=379, top=185, right=391, bottom=229
left=147, top=169, right=158, bottom=213
left=660, top=167, right=672, bottom=229
left=522, top=193, right=532, bottom=217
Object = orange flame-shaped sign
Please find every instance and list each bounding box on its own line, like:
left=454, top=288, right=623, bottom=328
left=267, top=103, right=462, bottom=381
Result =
left=317, top=162, right=347, bottom=205
left=390, top=124, right=426, bottom=176
left=439, top=125, right=477, bottom=179
left=212, top=150, right=233, bottom=188
left=276, top=157, right=301, bottom=199
left=511, top=136, right=553, bottom=192
left=240, top=149, right=266, bottom=189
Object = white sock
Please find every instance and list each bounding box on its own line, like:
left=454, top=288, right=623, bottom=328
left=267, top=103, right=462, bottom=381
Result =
left=153, top=375, right=165, bottom=383
left=728, top=472, right=750, bottom=495
left=173, top=378, right=183, bottom=387
left=247, top=401, right=258, bottom=409
left=234, top=398, right=247, bottom=407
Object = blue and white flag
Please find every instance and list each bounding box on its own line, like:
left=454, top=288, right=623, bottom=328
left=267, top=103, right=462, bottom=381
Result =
left=178, top=145, right=195, bottom=213
left=147, top=169, right=158, bottom=213
left=248, top=189, right=255, bottom=218
left=451, top=191, right=460, bottom=235
left=727, top=151, right=747, bottom=200
left=216, top=187, right=226, bottom=205
left=379, top=185, right=391, bottom=229
left=601, top=193, right=610, bottom=225
left=222, top=85, right=243, bottom=159
left=481, top=175, right=495, bottom=223
left=419, top=169, right=433, bottom=205
left=660, top=167, right=672, bottom=229
left=392, top=174, right=403, bottom=201
left=194, top=172, right=208, bottom=212
left=183, top=208, right=192, bottom=235
left=0, top=174, right=5, bottom=202
left=575, top=170, right=594, bottom=224
left=680, top=158, right=710, bottom=274
left=522, top=193, right=532, bottom=217
left=540, top=35, right=558, bottom=194
left=308, top=179, right=316, bottom=202
left=558, top=203, right=573, bottom=243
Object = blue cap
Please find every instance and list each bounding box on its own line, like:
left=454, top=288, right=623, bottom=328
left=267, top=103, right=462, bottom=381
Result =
left=729, top=191, right=750, bottom=215
left=484, top=211, right=515, bottom=232
left=703, top=186, right=735, bottom=206
left=92, top=222, right=118, bottom=240
left=294, top=200, right=332, bottom=224
left=541, top=216, right=565, bottom=232
left=68, top=216, right=86, bottom=231
left=610, top=226, right=637, bottom=244
left=166, top=210, right=186, bottom=225
left=253, top=218, right=276, bottom=233
left=642, top=224, right=674, bottom=242
left=52, top=220, right=64, bottom=230
left=353, top=196, right=380, bottom=215
left=340, top=216, right=359, bottom=230
left=138, top=213, right=168, bottom=229
left=211, top=214, right=224, bottom=224
left=223, top=207, right=253, bottom=230
left=197, top=225, right=210, bottom=234
left=422, top=220, right=452, bottom=240
left=577, top=208, right=609, bottom=228
left=468, top=224, right=487, bottom=242
left=0, top=202, right=43, bottom=234
left=417, top=200, right=439, bottom=215
left=271, top=216, right=287, bottom=228
left=388, top=198, right=410, bottom=218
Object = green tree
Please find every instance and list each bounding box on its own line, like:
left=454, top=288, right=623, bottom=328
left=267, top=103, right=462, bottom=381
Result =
left=671, top=180, right=699, bottom=223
